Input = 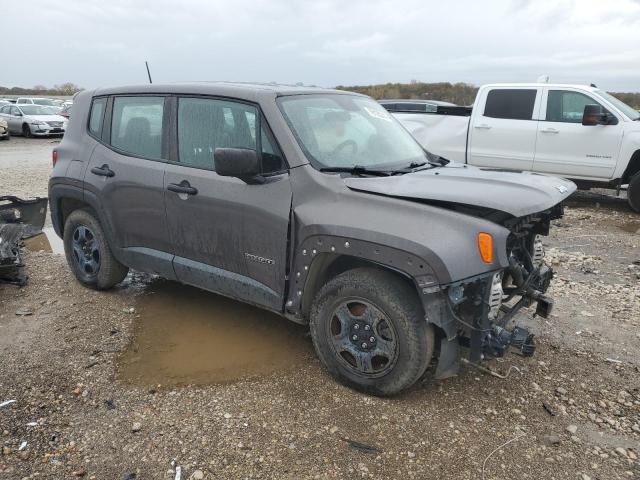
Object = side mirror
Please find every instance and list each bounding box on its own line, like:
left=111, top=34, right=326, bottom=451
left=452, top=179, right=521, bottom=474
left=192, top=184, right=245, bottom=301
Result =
left=214, top=148, right=262, bottom=183
left=582, top=104, right=617, bottom=126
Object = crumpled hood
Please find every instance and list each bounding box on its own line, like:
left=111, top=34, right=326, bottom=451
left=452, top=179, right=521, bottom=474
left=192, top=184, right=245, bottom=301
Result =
left=344, top=163, right=577, bottom=217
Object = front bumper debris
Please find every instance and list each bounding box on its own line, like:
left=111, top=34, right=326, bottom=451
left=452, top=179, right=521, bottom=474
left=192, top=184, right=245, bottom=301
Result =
left=0, top=196, right=48, bottom=285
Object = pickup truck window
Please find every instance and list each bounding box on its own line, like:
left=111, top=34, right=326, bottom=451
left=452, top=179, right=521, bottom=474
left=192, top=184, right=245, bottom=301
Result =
left=595, top=89, right=640, bottom=120
left=546, top=90, right=603, bottom=123
left=484, top=89, right=537, bottom=120
left=278, top=94, right=427, bottom=170
left=111, top=96, right=165, bottom=160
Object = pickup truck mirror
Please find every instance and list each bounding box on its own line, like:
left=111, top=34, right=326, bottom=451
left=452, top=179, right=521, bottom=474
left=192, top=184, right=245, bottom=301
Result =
left=582, top=104, right=618, bottom=126
left=214, top=147, right=262, bottom=182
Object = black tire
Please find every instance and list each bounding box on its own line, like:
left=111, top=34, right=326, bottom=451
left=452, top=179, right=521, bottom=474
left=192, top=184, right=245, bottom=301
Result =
left=22, top=123, right=31, bottom=138
left=628, top=173, right=640, bottom=213
left=310, top=268, right=434, bottom=396
left=63, top=209, right=128, bottom=290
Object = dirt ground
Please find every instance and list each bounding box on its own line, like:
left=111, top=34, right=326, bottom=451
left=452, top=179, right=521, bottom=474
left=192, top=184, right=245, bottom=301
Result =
left=1, top=137, right=639, bottom=479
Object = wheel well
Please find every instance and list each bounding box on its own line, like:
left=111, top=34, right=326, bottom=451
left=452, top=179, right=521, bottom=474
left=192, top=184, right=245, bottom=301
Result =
left=300, top=253, right=417, bottom=319
left=57, top=197, right=91, bottom=235
left=623, top=150, right=640, bottom=183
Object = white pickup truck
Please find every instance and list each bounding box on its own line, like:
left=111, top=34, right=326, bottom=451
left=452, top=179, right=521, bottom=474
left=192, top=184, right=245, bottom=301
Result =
left=384, top=84, right=640, bottom=211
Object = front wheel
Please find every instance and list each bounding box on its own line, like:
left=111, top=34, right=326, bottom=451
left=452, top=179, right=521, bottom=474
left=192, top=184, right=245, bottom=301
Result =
left=628, top=173, right=640, bottom=213
left=22, top=123, right=32, bottom=138
left=310, top=268, right=434, bottom=396
left=63, top=209, right=129, bottom=290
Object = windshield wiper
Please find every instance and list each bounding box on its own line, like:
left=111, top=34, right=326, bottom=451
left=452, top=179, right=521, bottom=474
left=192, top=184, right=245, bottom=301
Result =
left=319, top=165, right=393, bottom=176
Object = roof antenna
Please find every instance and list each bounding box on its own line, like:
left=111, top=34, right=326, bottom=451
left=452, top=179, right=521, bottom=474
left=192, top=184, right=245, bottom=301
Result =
left=145, top=61, right=153, bottom=84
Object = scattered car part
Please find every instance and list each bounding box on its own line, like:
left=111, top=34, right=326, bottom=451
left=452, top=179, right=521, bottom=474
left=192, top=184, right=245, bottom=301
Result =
left=0, top=196, right=48, bottom=285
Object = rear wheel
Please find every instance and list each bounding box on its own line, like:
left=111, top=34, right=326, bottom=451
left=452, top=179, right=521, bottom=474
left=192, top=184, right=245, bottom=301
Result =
left=628, top=173, right=640, bottom=213
left=22, top=123, right=31, bottom=138
left=310, top=268, right=434, bottom=396
left=63, top=209, right=128, bottom=290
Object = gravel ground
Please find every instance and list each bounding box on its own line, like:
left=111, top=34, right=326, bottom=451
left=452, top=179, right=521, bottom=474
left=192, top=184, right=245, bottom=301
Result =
left=1, top=137, right=639, bottom=479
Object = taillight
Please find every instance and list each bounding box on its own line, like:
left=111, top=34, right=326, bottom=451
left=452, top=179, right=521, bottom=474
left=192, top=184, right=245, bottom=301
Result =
left=52, top=150, right=58, bottom=167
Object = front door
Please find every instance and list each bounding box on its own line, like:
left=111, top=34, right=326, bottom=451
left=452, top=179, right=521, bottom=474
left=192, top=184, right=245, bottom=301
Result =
left=84, top=95, right=175, bottom=278
left=164, top=96, right=291, bottom=311
left=533, top=88, right=623, bottom=180
left=468, top=88, right=541, bottom=171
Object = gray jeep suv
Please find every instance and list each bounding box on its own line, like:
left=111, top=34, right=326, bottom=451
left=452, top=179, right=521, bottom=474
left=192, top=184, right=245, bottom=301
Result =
left=49, top=83, right=575, bottom=395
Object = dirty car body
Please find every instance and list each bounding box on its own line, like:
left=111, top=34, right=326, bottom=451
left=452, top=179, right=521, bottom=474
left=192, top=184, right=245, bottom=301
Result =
left=49, top=83, right=575, bottom=395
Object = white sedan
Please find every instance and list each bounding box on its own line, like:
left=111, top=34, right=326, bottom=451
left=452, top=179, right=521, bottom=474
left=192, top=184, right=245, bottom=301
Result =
left=0, top=103, right=68, bottom=137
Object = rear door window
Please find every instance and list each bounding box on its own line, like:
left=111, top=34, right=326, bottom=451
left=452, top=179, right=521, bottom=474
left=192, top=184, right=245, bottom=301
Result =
left=484, top=89, right=537, bottom=120
left=110, top=96, right=165, bottom=160
left=88, top=97, right=107, bottom=138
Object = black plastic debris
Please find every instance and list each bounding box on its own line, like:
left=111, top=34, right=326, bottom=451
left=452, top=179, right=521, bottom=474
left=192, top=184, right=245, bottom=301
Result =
left=0, top=196, right=48, bottom=285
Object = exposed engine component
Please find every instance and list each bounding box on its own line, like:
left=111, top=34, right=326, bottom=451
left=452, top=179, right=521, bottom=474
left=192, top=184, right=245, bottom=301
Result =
left=531, top=235, right=545, bottom=267
left=483, top=325, right=535, bottom=358
left=487, top=271, right=503, bottom=320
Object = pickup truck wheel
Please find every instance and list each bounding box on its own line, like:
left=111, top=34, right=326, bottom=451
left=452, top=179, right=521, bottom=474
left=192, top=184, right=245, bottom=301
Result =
left=628, top=174, right=640, bottom=213
left=63, top=209, right=128, bottom=290
left=310, top=268, right=433, bottom=396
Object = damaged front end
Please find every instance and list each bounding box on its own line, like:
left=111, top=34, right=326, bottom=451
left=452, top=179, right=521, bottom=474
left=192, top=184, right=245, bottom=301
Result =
left=0, top=196, right=48, bottom=285
left=429, top=204, right=563, bottom=379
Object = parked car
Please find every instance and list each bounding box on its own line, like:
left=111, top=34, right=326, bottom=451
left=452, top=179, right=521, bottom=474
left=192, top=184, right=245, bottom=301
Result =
left=379, top=99, right=458, bottom=113
left=0, top=104, right=67, bottom=137
left=59, top=103, right=72, bottom=119
left=0, top=99, right=11, bottom=107
left=16, top=97, right=60, bottom=106
left=0, top=118, right=9, bottom=140
left=388, top=83, right=640, bottom=211
left=49, top=83, right=574, bottom=395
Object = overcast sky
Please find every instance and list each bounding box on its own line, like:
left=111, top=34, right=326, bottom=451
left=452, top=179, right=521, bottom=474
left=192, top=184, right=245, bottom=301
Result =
left=4, top=0, right=640, bottom=91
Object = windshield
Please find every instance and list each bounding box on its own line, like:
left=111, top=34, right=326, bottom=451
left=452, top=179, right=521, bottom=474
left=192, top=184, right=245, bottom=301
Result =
left=596, top=90, right=640, bottom=120
left=19, top=105, right=56, bottom=115
left=278, top=94, right=428, bottom=170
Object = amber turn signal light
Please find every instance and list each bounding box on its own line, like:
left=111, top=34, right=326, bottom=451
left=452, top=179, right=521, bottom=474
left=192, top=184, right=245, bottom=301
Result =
left=477, top=232, right=494, bottom=263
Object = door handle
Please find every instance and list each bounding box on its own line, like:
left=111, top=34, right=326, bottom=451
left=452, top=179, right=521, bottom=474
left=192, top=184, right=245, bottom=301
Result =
left=167, top=180, right=198, bottom=196
left=541, top=128, right=559, bottom=134
left=90, top=164, right=115, bottom=177
left=474, top=124, right=492, bottom=130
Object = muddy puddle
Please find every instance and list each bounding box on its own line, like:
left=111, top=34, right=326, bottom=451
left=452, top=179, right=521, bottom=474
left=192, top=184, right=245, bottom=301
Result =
left=119, top=280, right=312, bottom=387
left=617, top=220, right=640, bottom=234
left=23, top=227, right=65, bottom=254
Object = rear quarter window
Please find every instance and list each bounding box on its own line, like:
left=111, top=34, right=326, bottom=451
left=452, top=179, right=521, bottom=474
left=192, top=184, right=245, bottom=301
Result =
left=88, top=98, right=107, bottom=138
left=484, top=89, right=537, bottom=120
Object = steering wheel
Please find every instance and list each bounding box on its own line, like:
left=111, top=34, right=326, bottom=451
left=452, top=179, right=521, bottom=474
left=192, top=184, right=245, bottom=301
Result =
left=329, top=139, right=358, bottom=162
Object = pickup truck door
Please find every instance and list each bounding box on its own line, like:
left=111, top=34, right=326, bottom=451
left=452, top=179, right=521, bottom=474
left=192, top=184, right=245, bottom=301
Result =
left=532, top=88, right=622, bottom=180
left=468, top=88, right=542, bottom=171
left=164, top=96, right=291, bottom=312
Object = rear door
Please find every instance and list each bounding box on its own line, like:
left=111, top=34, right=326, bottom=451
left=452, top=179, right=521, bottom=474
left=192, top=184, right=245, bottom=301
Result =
left=164, top=96, right=292, bottom=311
left=468, top=88, right=541, bottom=170
left=533, top=88, right=622, bottom=179
left=84, top=95, right=175, bottom=278
left=8, top=106, right=23, bottom=133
